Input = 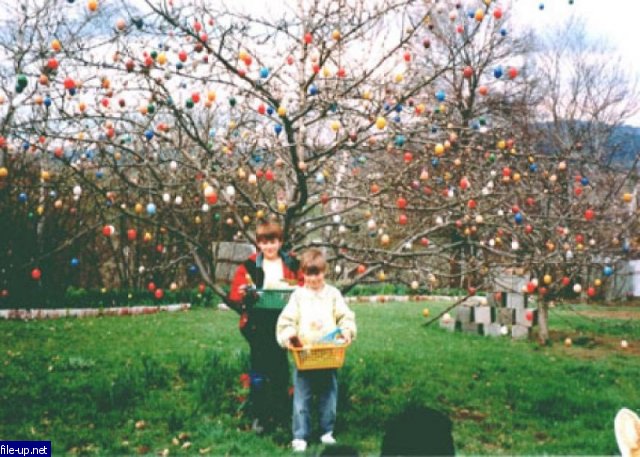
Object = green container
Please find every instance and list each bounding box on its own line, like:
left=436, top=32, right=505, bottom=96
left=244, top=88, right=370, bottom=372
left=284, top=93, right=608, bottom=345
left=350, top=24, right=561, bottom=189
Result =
left=255, top=289, right=294, bottom=310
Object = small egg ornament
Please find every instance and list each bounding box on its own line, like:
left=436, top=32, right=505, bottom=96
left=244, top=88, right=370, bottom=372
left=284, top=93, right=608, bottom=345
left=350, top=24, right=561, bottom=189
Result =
left=375, top=117, right=387, bottom=129
left=564, top=337, right=572, bottom=347
left=146, top=202, right=157, bottom=215
left=584, top=209, right=594, bottom=221
left=621, top=340, right=629, bottom=349
left=31, top=268, right=42, bottom=280
left=422, top=307, right=430, bottom=317
left=87, top=0, right=98, bottom=11
left=573, top=283, right=582, bottom=294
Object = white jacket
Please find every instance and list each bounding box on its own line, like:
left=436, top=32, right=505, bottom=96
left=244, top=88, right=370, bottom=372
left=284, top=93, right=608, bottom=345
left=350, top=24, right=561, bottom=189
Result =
left=276, top=284, right=357, bottom=347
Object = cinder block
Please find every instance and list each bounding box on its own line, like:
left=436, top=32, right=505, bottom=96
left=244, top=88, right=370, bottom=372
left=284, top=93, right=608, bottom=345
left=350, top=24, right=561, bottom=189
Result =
left=495, top=274, right=529, bottom=293
left=497, top=308, right=515, bottom=325
left=516, top=307, right=538, bottom=327
left=461, top=296, right=483, bottom=306
left=511, top=324, right=531, bottom=340
left=461, top=322, right=484, bottom=335
left=439, top=319, right=458, bottom=332
left=484, top=323, right=504, bottom=337
left=455, top=305, right=474, bottom=323
left=506, top=293, right=527, bottom=309
left=473, top=306, right=495, bottom=325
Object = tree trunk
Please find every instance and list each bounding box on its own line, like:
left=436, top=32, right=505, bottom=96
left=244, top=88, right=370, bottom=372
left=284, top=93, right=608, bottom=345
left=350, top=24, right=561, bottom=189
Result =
left=537, top=300, right=550, bottom=344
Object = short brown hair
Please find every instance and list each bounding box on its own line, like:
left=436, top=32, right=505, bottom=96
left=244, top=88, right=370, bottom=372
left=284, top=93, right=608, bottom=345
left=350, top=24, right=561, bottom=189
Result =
left=256, top=221, right=283, bottom=242
left=300, top=248, right=327, bottom=275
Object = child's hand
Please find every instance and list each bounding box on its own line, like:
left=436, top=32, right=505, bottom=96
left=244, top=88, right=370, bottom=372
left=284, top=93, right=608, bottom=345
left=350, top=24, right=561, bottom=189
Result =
left=288, top=335, right=303, bottom=349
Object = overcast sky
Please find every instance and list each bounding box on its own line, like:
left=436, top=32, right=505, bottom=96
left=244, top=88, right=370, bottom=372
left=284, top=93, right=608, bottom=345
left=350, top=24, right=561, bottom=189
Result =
left=510, top=0, right=640, bottom=126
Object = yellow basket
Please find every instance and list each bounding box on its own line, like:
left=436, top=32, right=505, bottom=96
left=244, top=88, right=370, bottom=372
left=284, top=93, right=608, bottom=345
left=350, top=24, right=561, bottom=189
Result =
left=290, top=343, right=349, bottom=371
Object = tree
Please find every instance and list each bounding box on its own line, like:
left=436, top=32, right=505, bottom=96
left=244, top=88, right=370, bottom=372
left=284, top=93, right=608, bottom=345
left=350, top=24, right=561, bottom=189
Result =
left=0, top=0, right=638, bottom=336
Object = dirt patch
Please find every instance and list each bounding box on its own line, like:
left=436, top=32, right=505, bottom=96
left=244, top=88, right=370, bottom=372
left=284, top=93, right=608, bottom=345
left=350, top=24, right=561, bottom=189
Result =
left=574, top=310, right=640, bottom=320
left=547, top=330, right=640, bottom=358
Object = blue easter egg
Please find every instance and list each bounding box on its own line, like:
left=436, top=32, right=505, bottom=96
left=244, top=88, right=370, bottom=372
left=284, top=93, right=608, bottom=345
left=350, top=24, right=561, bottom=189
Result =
left=580, top=177, right=589, bottom=186
left=494, top=67, right=503, bottom=78
left=18, top=192, right=28, bottom=202
left=274, top=124, right=282, bottom=135
left=514, top=212, right=523, bottom=224
left=146, top=202, right=157, bottom=215
left=188, top=265, right=198, bottom=275
left=395, top=135, right=405, bottom=147
left=259, top=67, right=269, bottom=78
left=267, top=106, right=274, bottom=115
left=435, top=90, right=446, bottom=101
left=144, top=130, right=154, bottom=140
left=44, top=97, right=52, bottom=107
left=308, top=85, right=318, bottom=95
left=70, top=258, right=80, bottom=267
left=603, top=266, right=613, bottom=277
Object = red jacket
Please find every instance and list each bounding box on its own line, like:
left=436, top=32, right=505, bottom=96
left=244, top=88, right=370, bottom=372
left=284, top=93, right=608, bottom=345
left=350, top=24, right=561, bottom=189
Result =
left=227, top=251, right=302, bottom=313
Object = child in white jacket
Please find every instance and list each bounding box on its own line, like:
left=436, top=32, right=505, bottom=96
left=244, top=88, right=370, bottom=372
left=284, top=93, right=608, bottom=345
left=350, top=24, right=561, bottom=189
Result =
left=276, top=248, right=356, bottom=453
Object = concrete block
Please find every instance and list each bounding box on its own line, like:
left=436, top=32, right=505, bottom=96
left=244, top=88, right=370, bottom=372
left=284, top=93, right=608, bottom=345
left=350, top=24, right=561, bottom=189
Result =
left=455, top=305, right=474, bottom=323
left=506, top=293, right=527, bottom=309
left=511, top=324, right=531, bottom=340
left=461, top=296, right=484, bottom=307
left=461, top=322, right=484, bottom=335
left=495, top=274, right=529, bottom=293
left=486, top=293, right=499, bottom=307
left=497, top=308, right=515, bottom=325
left=516, top=307, right=538, bottom=327
left=473, top=306, right=495, bottom=325
left=484, top=323, right=504, bottom=337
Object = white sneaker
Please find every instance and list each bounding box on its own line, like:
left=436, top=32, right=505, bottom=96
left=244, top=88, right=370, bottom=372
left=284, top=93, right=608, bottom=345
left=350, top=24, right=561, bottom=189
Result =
left=320, top=432, right=336, bottom=445
left=292, top=439, right=307, bottom=452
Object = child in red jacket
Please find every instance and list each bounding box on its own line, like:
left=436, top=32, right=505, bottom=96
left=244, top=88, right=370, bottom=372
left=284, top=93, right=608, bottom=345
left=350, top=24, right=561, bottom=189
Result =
left=227, top=221, right=301, bottom=433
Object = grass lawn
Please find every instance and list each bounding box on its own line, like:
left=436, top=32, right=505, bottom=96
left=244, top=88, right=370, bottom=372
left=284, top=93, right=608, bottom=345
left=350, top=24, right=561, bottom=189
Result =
left=1, top=300, right=639, bottom=455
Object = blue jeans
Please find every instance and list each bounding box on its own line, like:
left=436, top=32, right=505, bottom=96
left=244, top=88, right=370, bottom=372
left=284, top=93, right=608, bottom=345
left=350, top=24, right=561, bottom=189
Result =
left=292, top=368, right=337, bottom=440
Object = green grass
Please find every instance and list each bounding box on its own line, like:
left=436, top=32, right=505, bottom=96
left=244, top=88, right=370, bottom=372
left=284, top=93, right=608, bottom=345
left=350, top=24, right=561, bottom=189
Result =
left=1, top=301, right=639, bottom=455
